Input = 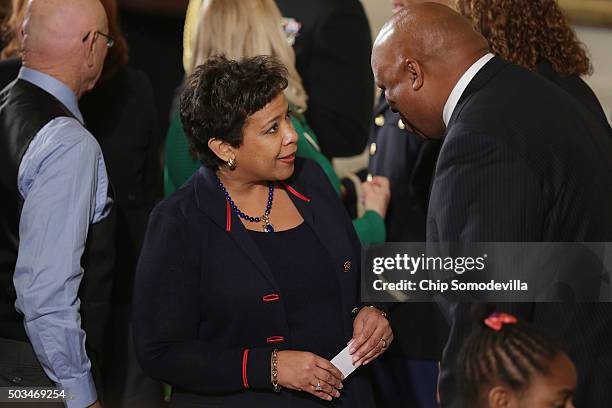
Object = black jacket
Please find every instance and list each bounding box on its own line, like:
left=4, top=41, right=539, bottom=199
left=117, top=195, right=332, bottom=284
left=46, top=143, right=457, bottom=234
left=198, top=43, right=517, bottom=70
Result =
left=429, top=57, right=612, bottom=407
left=275, top=0, right=374, bottom=158
left=133, top=159, right=375, bottom=408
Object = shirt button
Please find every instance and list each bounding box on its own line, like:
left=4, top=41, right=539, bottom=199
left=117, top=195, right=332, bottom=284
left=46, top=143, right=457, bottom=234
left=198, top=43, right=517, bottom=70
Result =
left=343, top=260, right=352, bottom=272
left=398, top=119, right=406, bottom=130
left=374, top=114, right=385, bottom=127
left=369, top=142, right=377, bottom=156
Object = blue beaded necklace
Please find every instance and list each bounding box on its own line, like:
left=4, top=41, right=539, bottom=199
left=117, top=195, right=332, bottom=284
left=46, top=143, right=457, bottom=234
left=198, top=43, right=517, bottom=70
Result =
left=218, top=176, right=275, bottom=233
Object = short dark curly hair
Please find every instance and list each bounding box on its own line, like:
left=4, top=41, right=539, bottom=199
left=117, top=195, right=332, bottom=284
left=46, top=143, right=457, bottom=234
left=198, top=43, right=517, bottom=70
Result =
left=180, top=55, right=289, bottom=168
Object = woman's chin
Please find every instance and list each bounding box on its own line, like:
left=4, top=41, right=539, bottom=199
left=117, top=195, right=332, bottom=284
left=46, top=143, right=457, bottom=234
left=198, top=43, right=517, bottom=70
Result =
left=273, top=163, right=295, bottom=181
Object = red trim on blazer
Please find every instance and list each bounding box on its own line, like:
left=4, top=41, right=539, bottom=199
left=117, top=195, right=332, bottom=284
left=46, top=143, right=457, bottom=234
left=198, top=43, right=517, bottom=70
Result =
left=281, top=182, right=311, bottom=202
left=242, top=349, right=249, bottom=388
left=266, top=336, right=285, bottom=343
left=226, top=201, right=232, bottom=232
left=262, top=294, right=280, bottom=302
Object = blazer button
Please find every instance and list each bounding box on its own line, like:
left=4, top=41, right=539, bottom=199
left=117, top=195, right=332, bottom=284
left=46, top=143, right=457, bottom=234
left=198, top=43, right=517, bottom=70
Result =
left=343, top=260, right=351, bottom=273
left=369, top=142, right=377, bottom=156
left=374, top=114, right=385, bottom=127
left=398, top=119, right=406, bottom=130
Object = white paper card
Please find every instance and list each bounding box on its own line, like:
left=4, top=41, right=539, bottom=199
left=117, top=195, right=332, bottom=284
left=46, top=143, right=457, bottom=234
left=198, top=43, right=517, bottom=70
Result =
left=330, top=342, right=358, bottom=379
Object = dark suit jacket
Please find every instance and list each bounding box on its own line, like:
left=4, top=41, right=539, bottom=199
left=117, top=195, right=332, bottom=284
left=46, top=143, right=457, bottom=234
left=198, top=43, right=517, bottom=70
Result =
left=275, top=0, right=374, bottom=158
left=133, top=158, right=375, bottom=408
left=536, top=61, right=611, bottom=133
left=428, top=57, right=612, bottom=407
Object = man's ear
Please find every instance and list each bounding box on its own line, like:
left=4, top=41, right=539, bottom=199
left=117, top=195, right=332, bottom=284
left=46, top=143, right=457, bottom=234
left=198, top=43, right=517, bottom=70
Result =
left=84, top=32, right=97, bottom=68
left=404, top=58, right=424, bottom=91
left=208, top=138, right=234, bottom=163
left=487, top=385, right=513, bottom=408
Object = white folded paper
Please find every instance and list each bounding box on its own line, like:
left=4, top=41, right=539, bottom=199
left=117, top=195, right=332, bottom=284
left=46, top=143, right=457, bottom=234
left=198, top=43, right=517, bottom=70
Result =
left=330, top=342, right=358, bottom=379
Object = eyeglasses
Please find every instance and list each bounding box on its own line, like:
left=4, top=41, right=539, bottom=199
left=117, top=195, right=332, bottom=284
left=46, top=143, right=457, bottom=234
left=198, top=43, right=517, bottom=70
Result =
left=82, top=30, right=115, bottom=48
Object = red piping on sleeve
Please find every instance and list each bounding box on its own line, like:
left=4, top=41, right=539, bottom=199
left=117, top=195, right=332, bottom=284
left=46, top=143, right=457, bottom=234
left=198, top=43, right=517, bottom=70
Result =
left=226, top=201, right=232, bottom=232
left=280, top=182, right=311, bottom=202
left=242, top=349, right=249, bottom=388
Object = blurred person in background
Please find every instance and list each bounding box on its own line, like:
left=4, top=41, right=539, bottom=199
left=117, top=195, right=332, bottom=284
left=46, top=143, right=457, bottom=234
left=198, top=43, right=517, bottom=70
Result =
left=166, top=0, right=390, bottom=245
left=0, top=0, right=10, bottom=51
left=456, top=0, right=611, bottom=133
left=274, top=0, right=374, bottom=158
left=0, top=0, right=164, bottom=405
left=0, top=0, right=21, bottom=60
left=117, top=0, right=188, bottom=137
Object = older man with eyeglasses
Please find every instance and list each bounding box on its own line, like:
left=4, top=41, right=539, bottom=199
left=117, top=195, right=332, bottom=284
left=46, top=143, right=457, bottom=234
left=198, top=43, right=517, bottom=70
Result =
left=0, top=1, right=114, bottom=407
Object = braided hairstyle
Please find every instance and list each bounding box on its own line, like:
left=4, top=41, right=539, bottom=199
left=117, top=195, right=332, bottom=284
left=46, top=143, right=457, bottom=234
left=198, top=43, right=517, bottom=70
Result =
left=456, top=304, right=564, bottom=407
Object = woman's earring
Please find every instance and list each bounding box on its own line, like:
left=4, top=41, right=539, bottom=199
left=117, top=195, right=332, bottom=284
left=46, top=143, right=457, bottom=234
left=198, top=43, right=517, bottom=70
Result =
left=227, top=157, right=237, bottom=170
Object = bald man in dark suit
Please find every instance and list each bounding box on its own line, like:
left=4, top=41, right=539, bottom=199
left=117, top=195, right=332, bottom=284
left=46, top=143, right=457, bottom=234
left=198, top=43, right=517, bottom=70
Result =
left=372, top=4, right=612, bottom=407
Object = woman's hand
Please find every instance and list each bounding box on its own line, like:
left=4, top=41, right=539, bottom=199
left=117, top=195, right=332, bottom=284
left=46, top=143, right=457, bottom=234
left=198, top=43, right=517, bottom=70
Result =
left=276, top=350, right=344, bottom=401
left=362, top=176, right=391, bottom=218
left=349, top=306, right=393, bottom=366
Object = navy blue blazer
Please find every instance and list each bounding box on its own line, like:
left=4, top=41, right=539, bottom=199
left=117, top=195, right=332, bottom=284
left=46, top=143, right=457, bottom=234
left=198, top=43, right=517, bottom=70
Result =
left=133, top=158, right=374, bottom=407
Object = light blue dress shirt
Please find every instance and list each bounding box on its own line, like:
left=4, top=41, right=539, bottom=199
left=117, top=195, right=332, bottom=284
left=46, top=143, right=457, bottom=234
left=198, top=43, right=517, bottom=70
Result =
left=13, top=67, right=112, bottom=408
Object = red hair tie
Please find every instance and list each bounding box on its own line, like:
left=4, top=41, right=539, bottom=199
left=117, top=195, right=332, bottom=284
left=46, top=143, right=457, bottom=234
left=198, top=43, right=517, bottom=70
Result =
left=484, top=312, right=517, bottom=331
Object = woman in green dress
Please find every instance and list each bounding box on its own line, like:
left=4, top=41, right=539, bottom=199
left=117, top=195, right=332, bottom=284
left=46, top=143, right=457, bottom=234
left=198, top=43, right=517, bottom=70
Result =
left=164, top=0, right=390, bottom=245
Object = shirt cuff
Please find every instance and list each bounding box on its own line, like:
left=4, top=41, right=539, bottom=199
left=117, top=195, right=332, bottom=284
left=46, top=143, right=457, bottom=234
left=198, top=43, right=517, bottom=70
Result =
left=60, top=372, right=97, bottom=408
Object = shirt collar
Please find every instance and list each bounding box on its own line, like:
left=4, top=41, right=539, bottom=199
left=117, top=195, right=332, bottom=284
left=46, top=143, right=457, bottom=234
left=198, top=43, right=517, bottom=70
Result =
left=442, top=53, right=494, bottom=127
left=18, top=66, right=84, bottom=124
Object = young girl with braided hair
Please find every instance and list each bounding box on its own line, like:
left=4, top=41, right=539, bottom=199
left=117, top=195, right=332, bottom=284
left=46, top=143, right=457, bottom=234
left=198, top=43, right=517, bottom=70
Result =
left=456, top=305, right=577, bottom=408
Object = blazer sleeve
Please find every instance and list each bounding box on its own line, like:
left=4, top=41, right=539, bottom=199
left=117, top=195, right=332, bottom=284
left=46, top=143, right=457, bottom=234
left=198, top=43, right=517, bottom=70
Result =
left=133, top=207, right=273, bottom=393
left=303, top=1, right=374, bottom=158
left=428, top=125, right=545, bottom=241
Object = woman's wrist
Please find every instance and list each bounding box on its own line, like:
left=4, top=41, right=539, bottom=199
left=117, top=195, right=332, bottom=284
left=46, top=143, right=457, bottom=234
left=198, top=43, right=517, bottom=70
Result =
left=351, top=305, right=387, bottom=319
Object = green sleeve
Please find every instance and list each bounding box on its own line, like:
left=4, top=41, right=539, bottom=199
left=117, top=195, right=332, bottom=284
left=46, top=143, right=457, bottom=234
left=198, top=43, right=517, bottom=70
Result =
left=292, top=116, right=341, bottom=195
left=352, top=210, right=387, bottom=245
left=164, top=112, right=201, bottom=197
left=291, top=113, right=386, bottom=244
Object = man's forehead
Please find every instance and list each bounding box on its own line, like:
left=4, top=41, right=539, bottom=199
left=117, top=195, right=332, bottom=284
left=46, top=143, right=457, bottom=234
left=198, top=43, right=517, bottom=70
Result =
left=372, top=49, right=402, bottom=82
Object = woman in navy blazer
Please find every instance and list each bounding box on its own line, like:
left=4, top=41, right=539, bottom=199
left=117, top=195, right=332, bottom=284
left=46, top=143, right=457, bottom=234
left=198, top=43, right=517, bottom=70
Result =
left=133, top=56, right=393, bottom=407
